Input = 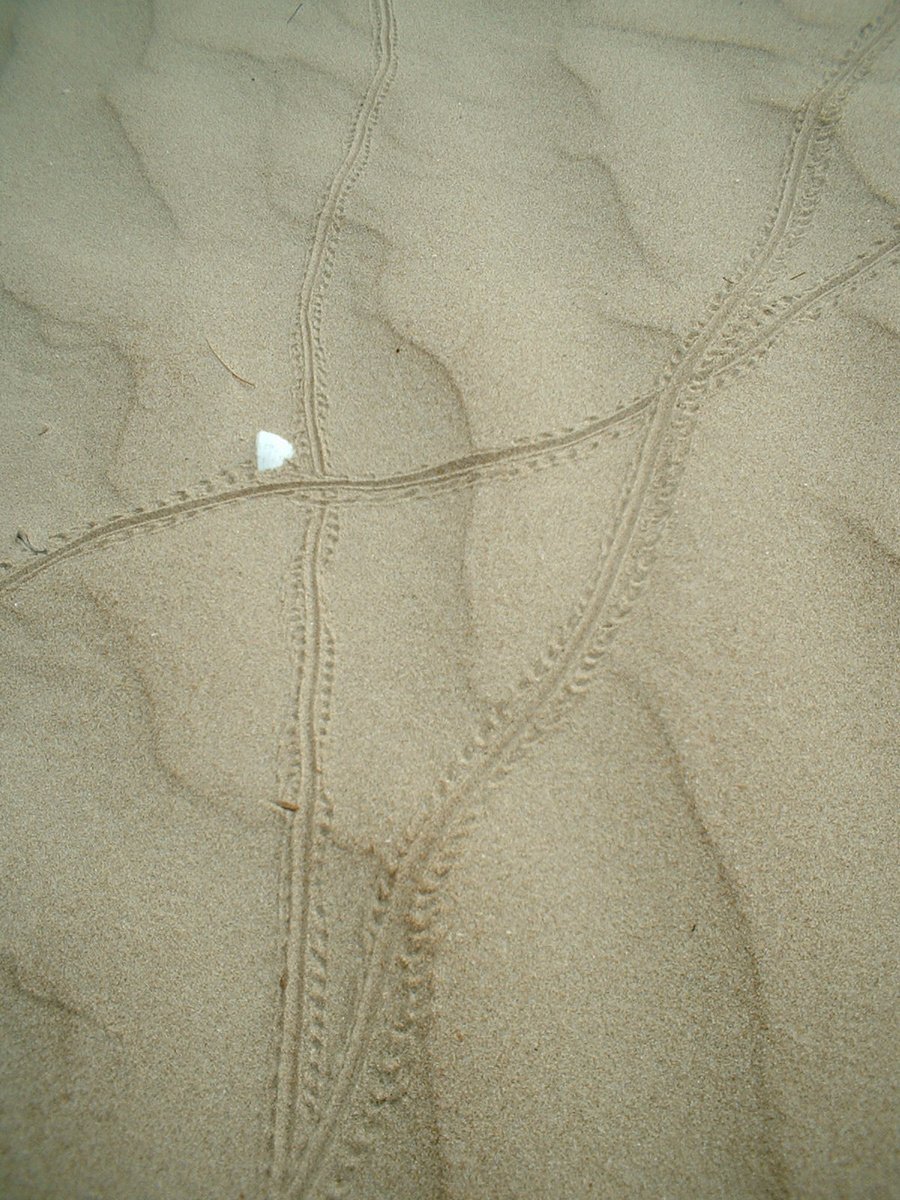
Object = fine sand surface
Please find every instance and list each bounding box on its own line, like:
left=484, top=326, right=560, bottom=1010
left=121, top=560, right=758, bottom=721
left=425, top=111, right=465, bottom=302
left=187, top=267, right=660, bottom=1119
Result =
left=1, top=1, right=898, bottom=1197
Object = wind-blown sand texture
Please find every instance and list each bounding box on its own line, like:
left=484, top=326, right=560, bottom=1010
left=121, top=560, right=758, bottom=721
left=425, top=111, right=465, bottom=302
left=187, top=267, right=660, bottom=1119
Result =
left=1, top=1, right=898, bottom=1197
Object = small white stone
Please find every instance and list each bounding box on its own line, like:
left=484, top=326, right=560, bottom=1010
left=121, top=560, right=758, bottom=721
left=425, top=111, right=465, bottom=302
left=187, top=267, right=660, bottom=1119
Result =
left=256, top=430, right=295, bottom=472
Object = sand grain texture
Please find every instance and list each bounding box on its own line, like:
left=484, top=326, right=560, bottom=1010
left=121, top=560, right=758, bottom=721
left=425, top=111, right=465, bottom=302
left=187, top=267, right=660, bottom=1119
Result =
left=1, top=1, right=898, bottom=1197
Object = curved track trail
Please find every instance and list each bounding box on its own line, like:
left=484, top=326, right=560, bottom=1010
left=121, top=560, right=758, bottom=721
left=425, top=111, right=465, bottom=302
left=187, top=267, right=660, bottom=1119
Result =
left=0, top=3, right=896, bottom=1197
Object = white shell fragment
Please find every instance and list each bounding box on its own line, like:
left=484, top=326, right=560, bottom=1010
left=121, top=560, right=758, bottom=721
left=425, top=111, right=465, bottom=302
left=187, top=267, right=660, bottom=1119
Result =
left=256, top=430, right=295, bottom=472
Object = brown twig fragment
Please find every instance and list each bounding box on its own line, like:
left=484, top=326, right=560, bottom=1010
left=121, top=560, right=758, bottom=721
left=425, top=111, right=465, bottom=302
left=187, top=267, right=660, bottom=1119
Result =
left=15, top=529, right=47, bottom=555
left=205, top=338, right=256, bottom=387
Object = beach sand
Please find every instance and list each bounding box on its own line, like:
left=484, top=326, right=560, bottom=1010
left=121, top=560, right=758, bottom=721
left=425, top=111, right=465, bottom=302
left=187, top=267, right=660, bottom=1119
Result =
left=0, top=1, right=897, bottom=1196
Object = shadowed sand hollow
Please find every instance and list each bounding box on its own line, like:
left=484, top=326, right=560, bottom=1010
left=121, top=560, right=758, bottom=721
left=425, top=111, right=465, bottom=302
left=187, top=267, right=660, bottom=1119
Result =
left=0, top=1, right=898, bottom=1197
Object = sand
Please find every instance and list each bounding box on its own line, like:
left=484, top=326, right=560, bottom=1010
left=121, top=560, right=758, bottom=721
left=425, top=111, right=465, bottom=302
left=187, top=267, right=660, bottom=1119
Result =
left=0, top=0, right=897, bottom=1197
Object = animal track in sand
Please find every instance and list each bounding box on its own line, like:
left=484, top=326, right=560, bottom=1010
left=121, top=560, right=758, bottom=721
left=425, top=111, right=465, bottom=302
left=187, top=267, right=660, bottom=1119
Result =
left=1, top=3, right=898, bottom=1197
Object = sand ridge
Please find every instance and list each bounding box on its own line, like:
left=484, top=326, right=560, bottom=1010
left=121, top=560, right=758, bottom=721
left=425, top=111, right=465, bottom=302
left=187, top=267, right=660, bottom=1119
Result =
left=1, top=1, right=898, bottom=1197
